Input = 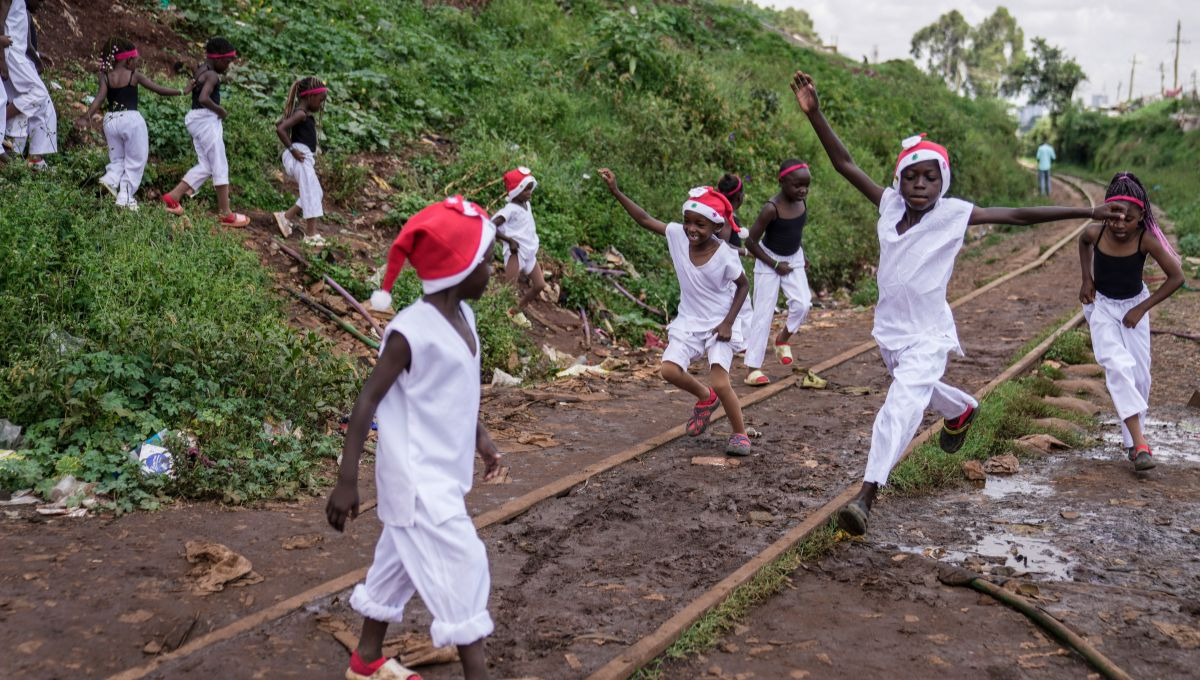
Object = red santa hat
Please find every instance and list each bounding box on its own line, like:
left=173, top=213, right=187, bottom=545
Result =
left=681, top=186, right=735, bottom=226
left=369, top=196, right=496, bottom=311
left=893, top=134, right=951, bottom=198
left=504, top=166, right=537, bottom=201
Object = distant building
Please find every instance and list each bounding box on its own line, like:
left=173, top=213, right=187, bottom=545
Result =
left=1017, top=104, right=1047, bottom=132
left=1091, top=94, right=1108, bottom=109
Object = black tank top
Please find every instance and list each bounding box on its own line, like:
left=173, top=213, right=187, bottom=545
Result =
left=762, top=200, right=807, bottom=256
left=1093, top=226, right=1146, bottom=300
left=192, top=69, right=221, bottom=109
left=105, top=72, right=139, bottom=112
left=291, top=113, right=318, bottom=152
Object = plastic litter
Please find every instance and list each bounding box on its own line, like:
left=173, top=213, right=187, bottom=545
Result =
left=131, top=430, right=175, bottom=477
left=0, top=419, right=22, bottom=449
left=490, top=368, right=522, bottom=388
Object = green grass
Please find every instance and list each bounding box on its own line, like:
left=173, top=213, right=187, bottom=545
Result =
left=886, top=378, right=1090, bottom=497
left=1008, top=309, right=1082, bottom=364
left=633, top=522, right=841, bottom=679
left=1043, top=328, right=1093, bottom=365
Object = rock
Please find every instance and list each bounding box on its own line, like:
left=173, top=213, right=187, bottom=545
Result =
left=1043, top=396, right=1102, bottom=416
left=1061, top=511, right=1081, bottom=520
left=1030, top=418, right=1087, bottom=438
left=984, top=454, right=1020, bottom=474
left=490, top=368, right=521, bottom=388
left=1012, top=434, right=1071, bottom=456
left=1063, top=363, right=1104, bottom=378
left=747, top=511, right=775, bottom=524
left=1152, top=620, right=1200, bottom=649
left=1054, top=378, right=1108, bottom=400
left=692, top=456, right=741, bottom=468
left=962, top=460, right=986, bottom=482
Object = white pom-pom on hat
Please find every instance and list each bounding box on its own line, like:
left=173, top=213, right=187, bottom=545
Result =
left=901, top=133, right=927, bottom=150
left=370, top=289, right=393, bottom=312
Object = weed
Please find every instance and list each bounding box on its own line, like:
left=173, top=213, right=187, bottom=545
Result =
left=1044, top=328, right=1093, bottom=365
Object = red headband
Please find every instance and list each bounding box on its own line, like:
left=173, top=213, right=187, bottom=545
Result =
left=114, top=49, right=139, bottom=61
left=300, top=86, right=327, bottom=97
left=206, top=51, right=237, bottom=59
left=723, top=175, right=742, bottom=197
left=778, top=163, right=809, bottom=179
left=1105, top=195, right=1145, bottom=209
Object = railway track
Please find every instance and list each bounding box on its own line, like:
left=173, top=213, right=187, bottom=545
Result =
left=107, top=174, right=1100, bottom=680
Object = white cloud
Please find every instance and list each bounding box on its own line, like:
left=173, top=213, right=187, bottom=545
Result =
left=758, top=1, right=1200, bottom=102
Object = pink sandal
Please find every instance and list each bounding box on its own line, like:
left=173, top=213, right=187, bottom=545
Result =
left=161, top=194, right=185, bottom=216
left=220, top=212, right=251, bottom=228
left=686, top=388, right=719, bottom=436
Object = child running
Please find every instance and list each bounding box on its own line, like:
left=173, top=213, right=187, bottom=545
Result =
left=332, top=195, right=504, bottom=680
left=274, top=76, right=328, bottom=246
left=742, top=160, right=814, bottom=386
left=2, top=0, right=56, bottom=169
left=75, top=38, right=189, bottom=210
left=1079, top=172, right=1184, bottom=471
left=789, top=71, right=1124, bottom=535
left=492, top=166, right=547, bottom=328
left=600, top=168, right=754, bottom=456
left=160, top=37, right=250, bottom=227
left=717, top=173, right=755, bottom=364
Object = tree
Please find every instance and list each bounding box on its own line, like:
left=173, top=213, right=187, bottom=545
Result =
left=967, top=7, right=1024, bottom=98
left=1004, top=37, right=1086, bottom=119
left=911, top=10, right=971, bottom=94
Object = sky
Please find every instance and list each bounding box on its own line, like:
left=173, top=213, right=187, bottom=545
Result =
left=757, top=0, right=1200, bottom=105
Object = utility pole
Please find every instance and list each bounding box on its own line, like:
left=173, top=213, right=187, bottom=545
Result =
left=1167, top=20, right=1189, bottom=90
left=1128, top=54, right=1139, bottom=102
left=1160, top=61, right=1166, bottom=94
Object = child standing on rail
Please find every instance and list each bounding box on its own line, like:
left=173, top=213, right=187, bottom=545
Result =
left=493, top=166, right=548, bottom=329
left=1079, top=172, right=1184, bottom=471
left=331, top=196, right=504, bottom=680
left=274, top=76, right=328, bottom=246
left=160, top=37, right=251, bottom=227
left=789, top=71, right=1124, bottom=535
left=742, top=160, right=815, bottom=387
left=600, top=168, right=754, bottom=457
left=75, top=39, right=190, bottom=210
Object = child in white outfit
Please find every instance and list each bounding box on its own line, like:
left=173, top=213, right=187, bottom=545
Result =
left=493, top=167, right=548, bottom=328
left=1079, top=172, right=1183, bottom=471
left=791, top=71, right=1124, bottom=535
left=331, top=196, right=505, bottom=680
left=274, top=76, right=328, bottom=246
left=3, top=0, right=56, bottom=168
left=601, top=169, right=754, bottom=457
left=75, top=39, right=188, bottom=210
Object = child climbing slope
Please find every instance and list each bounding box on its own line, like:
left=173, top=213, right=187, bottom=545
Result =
left=160, top=37, right=250, bottom=227
left=1079, top=172, right=1184, bottom=471
left=274, top=76, right=328, bottom=246
left=600, top=168, right=754, bottom=457
left=492, top=166, right=548, bottom=328
left=790, top=70, right=1124, bottom=535
left=332, top=196, right=505, bottom=680
left=75, top=38, right=189, bottom=210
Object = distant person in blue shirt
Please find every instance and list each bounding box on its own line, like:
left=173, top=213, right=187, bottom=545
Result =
left=1036, top=142, right=1057, bottom=196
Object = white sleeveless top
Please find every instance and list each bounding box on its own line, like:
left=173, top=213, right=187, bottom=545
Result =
left=374, top=300, right=481, bottom=527
left=873, top=188, right=974, bottom=354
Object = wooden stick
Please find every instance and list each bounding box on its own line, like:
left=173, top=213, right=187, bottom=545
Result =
left=1151, top=328, right=1200, bottom=342
left=287, top=289, right=380, bottom=350
left=273, top=239, right=383, bottom=338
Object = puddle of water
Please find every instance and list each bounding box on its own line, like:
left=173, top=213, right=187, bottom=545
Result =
left=1097, top=416, right=1200, bottom=463
left=897, top=531, right=1075, bottom=581
left=981, top=475, right=1053, bottom=500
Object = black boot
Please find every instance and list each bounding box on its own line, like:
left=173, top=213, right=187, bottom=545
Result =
left=837, top=482, right=878, bottom=536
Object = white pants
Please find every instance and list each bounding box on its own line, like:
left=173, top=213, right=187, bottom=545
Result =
left=101, top=111, right=149, bottom=207
left=746, top=245, right=812, bottom=368
left=182, top=109, right=229, bottom=191
left=1084, top=289, right=1151, bottom=448
left=3, top=1, right=55, bottom=156
left=281, top=145, right=324, bottom=219
left=863, top=343, right=978, bottom=485
left=663, top=327, right=745, bottom=372
left=350, top=500, right=494, bottom=648
left=3, top=78, right=56, bottom=157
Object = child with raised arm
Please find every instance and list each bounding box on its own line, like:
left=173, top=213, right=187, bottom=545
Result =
left=331, top=196, right=504, bottom=680
left=75, top=38, right=189, bottom=210
left=790, top=71, right=1124, bottom=535
left=600, top=168, right=754, bottom=457
left=742, top=160, right=814, bottom=386
left=492, top=166, right=548, bottom=329
left=160, top=37, right=250, bottom=227
left=274, top=76, right=328, bottom=246
left=1079, top=172, right=1184, bottom=471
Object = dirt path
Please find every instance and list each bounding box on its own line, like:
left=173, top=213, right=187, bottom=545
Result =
left=0, top=177, right=1097, bottom=679
left=665, top=180, right=1200, bottom=680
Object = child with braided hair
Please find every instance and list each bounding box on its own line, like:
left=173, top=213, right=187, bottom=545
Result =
left=274, top=76, right=328, bottom=246
left=1079, top=172, right=1184, bottom=471
left=75, top=38, right=189, bottom=210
